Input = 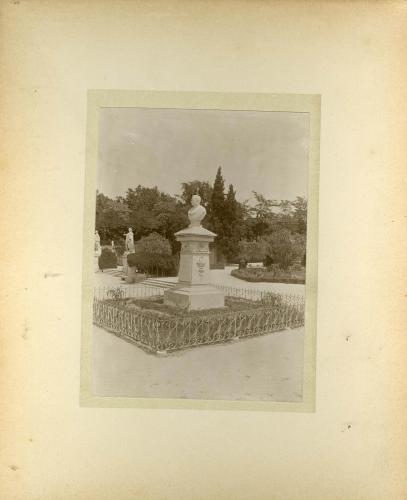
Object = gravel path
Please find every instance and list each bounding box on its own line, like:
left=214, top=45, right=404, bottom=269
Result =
left=94, top=265, right=305, bottom=296
left=91, top=265, right=306, bottom=401
left=92, top=324, right=304, bottom=401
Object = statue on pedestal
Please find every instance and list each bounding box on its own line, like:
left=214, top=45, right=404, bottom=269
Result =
left=94, top=230, right=101, bottom=255
left=163, top=194, right=224, bottom=311
left=94, top=230, right=101, bottom=272
left=125, top=228, right=135, bottom=253
left=122, top=228, right=135, bottom=274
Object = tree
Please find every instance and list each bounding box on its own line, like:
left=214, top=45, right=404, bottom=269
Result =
left=292, top=232, right=306, bottom=262
left=238, top=230, right=297, bottom=269
left=95, top=192, right=130, bottom=243
left=279, top=200, right=294, bottom=216
left=207, top=167, right=226, bottom=259
left=238, top=239, right=268, bottom=263
left=265, top=229, right=295, bottom=270
left=210, top=167, right=226, bottom=216
left=125, top=186, right=163, bottom=238
left=153, top=199, right=189, bottom=252
left=222, top=184, right=243, bottom=261
left=245, top=192, right=308, bottom=237
left=96, top=186, right=190, bottom=254
left=292, top=196, right=308, bottom=234
left=224, top=184, right=238, bottom=220
left=247, top=191, right=280, bottom=239
left=179, top=180, right=213, bottom=207
left=250, top=191, right=279, bottom=220
left=125, top=185, right=170, bottom=212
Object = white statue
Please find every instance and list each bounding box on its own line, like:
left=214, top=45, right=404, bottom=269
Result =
left=94, top=230, right=101, bottom=271
left=94, top=230, right=101, bottom=253
left=125, top=227, right=135, bottom=252
left=188, top=194, right=206, bottom=228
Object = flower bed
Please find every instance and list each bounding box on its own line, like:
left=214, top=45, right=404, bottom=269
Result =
left=93, top=287, right=305, bottom=354
left=231, top=266, right=305, bottom=284
left=103, top=295, right=280, bottom=317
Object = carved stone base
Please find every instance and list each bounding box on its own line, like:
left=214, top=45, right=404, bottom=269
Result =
left=164, top=284, right=225, bottom=311
left=163, top=224, right=225, bottom=311
left=122, top=251, right=129, bottom=274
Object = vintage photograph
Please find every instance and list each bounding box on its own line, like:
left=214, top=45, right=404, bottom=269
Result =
left=86, top=95, right=318, bottom=405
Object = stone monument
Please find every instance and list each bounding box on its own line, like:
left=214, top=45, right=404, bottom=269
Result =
left=123, top=227, right=135, bottom=274
left=164, top=195, right=225, bottom=310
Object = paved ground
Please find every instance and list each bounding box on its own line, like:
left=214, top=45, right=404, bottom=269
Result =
left=92, top=266, right=305, bottom=402
left=94, top=265, right=305, bottom=296
left=92, top=324, right=304, bottom=401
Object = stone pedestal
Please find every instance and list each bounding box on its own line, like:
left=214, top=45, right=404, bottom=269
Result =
left=94, top=248, right=102, bottom=272
left=126, top=265, right=137, bottom=284
left=122, top=251, right=135, bottom=274
left=122, top=251, right=129, bottom=274
left=164, top=226, right=225, bottom=311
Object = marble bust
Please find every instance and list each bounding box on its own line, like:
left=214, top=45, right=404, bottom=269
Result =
left=188, top=194, right=206, bottom=227
left=164, top=193, right=224, bottom=310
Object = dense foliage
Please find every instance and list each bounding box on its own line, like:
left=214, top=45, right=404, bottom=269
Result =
left=237, top=230, right=306, bottom=270
left=127, top=232, right=178, bottom=276
left=95, top=167, right=307, bottom=269
left=98, top=247, right=118, bottom=270
left=231, top=266, right=305, bottom=284
left=179, top=180, right=213, bottom=207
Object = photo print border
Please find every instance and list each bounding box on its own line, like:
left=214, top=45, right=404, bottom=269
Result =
left=80, top=90, right=320, bottom=412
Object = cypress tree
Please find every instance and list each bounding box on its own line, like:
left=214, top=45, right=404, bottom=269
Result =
left=223, top=184, right=241, bottom=261
left=208, top=167, right=226, bottom=262
left=224, top=184, right=238, bottom=224
left=211, top=167, right=225, bottom=212
left=208, top=167, right=225, bottom=233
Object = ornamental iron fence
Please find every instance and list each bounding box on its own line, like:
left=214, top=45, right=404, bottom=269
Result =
left=93, top=284, right=305, bottom=353
left=94, top=284, right=165, bottom=301
left=213, top=284, right=305, bottom=308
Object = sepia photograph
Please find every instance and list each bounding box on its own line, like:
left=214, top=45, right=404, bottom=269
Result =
left=3, top=2, right=407, bottom=498
left=82, top=92, right=319, bottom=408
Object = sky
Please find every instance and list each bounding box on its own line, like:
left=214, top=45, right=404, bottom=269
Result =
left=97, top=107, right=310, bottom=205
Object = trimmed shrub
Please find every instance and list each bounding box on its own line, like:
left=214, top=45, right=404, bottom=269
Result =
left=127, top=252, right=138, bottom=268
left=238, top=259, right=247, bottom=269
left=114, top=244, right=125, bottom=257
left=128, top=233, right=178, bottom=276
left=231, top=266, right=305, bottom=284
left=98, top=248, right=118, bottom=270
